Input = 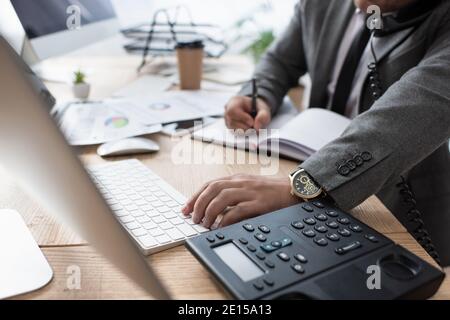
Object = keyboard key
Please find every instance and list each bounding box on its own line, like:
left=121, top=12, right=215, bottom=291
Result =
left=136, top=216, right=151, bottom=224
left=125, top=222, right=140, bottom=230
left=131, top=228, right=147, bottom=237
left=152, top=216, right=166, bottom=224
left=138, top=235, right=157, bottom=248
left=119, top=216, right=134, bottom=224
left=149, top=228, right=164, bottom=237
left=169, top=217, right=185, bottom=225
left=163, top=212, right=178, bottom=219
left=193, top=224, right=209, bottom=233
left=142, top=221, right=157, bottom=230
left=177, top=224, right=197, bottom=237
left=166, top=228, right=184, bottom=240
left=130, top=210, right=145, bottom=218
left=157, top=206, right=171, bottom=213
left=155, top=234, right=171, bottom=244
left=159, top=222, right=173, bottom=230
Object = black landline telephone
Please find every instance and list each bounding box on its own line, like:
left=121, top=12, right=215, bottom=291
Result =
left=186, top=200, right=444, bottom=300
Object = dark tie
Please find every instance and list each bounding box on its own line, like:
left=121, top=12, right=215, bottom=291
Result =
left=331, top=24, right=371, bottom=115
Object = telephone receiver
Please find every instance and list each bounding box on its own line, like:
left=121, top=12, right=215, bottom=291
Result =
left=372, top=0, right=442, bottom=37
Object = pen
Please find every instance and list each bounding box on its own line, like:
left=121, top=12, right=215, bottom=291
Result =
left=250, top=78, right=258, bottom=119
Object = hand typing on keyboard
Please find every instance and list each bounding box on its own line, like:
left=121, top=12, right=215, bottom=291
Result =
left=182, top=174, right=300, bottom=229
left=88, top=160, right=209, bottom=255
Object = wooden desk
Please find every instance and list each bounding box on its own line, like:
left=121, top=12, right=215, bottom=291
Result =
left=1, top=54, right=448, bottom=300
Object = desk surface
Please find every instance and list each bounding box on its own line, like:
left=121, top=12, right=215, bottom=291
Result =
left=1, top=54, right=448, bottom=299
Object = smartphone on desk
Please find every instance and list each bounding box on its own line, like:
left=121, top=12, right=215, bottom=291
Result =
left=162, top=117, right=217, bottom=137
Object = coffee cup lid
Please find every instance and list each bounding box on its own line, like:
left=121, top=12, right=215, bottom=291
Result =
left=175, top=40, right=205, bottom=49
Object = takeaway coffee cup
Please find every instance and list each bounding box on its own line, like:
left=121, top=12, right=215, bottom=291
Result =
left=176, top=40, right=204, bottom=90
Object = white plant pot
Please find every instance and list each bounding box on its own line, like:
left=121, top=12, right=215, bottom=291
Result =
left=72, top=83, right=91, bottom=100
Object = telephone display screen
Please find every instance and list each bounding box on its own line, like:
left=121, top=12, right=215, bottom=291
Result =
left=213, top=243, right=264, bottom=282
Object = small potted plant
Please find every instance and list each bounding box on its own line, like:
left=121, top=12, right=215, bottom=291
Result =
left=72, top=70, right=90, bottom=100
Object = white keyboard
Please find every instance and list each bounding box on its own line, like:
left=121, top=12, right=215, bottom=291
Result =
left=88, top=159, right=209, bottom=255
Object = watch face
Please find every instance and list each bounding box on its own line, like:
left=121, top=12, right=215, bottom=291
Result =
left=293, top=171, right=321, bottom=198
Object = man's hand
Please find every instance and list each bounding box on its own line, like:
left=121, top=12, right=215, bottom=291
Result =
left=182, top=174, right=300, bottom=228
left=224, top=96, right=272, bottom=131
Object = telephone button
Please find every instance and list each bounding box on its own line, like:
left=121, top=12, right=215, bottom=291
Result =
left=315, top=213, right=328, bottom=221
left=314, top=237, right=328, bottom=247
left=303, top=217, right=316, bottom=225
left=338, top=217, right=350, bottom=225
left=243, top=223, right=255, bottom=232
left=206, top=236, right=215, bottom=243
left=254, top=233, right=267, bottom=242
left=291, top=221, right=305, bottom=230
left=338, top=228, right=352, bottom=237
left=247, top=244, right=257, bottom=252
left=258, top=225, right=271, bottom=234
left=216, top=233, right=225, bottom=240
left=314, top=225, right=328, bottom=233
left=294, top=254, right=308, bottom=263
left=253, top=281, right=264, bottom=291
left=239, top=238, right=248, bottom=245
left=280, top=238, right=293, bottom=247
left=350, top=225, right=363, bottom=233
left=263, top=278, right=275, bottom=287
left=326, top=210, right=339, bottom=218
left=271, top=241, right=282, bottom=248
left=312, top=201, right=325, bottom=208
left=277, top=252, right=290, bottom=262
left=335, top=241, right=362, bottom=255
left=291, top=264, right=305, bottom=274
left=327, top=233, right=340, bottom=242
left=256, top=252, right=266, bottom=260
left=261, top=244, right=277, bottom=253
left=265, top=260, right=275, bottom=269
left=302, top=229, right=316, bottom=238
left=365, top=234, right=379, bottom=243
left=326, top=221, right=339, bottom=229
left=302, top=204, right=314, bottom=212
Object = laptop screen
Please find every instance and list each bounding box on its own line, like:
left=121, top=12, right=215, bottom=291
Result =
left=11, top=0, right=116, bottom=39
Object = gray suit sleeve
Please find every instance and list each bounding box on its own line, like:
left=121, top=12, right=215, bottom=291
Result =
left=238, top=2, right=308, bottom=115
left=302, top=21, right=450, bottom=211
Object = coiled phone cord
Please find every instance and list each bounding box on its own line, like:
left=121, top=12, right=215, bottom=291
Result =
left=396, top=177, right=441, bottom=265
left=368, top=31, right=441, bottom=265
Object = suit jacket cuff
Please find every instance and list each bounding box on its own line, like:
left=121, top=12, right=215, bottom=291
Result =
left=301, top=145, right=393, bottom=211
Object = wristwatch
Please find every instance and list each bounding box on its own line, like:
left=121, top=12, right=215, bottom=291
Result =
left=289, top=168, right=324, bottom=201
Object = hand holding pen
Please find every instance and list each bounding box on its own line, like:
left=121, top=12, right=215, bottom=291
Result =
left=224, top=78, right=272, bottom=131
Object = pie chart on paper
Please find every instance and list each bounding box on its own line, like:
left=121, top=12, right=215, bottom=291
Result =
left=105, top=116, right=129, bottom=129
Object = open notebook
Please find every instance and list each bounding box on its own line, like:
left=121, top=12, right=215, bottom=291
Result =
left=192, top=106, right=351, bottom=161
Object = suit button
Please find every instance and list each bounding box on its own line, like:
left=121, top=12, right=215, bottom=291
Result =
left=353, top=155, right=364, bottom=166
left=337, top=164, right=351, bottom=176
left=346, top=160, right=357, bottom=170
left=361, top=152, right=373, bottom=162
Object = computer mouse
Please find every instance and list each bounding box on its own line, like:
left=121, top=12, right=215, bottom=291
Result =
left=97, top=137, right=160, bottom=157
